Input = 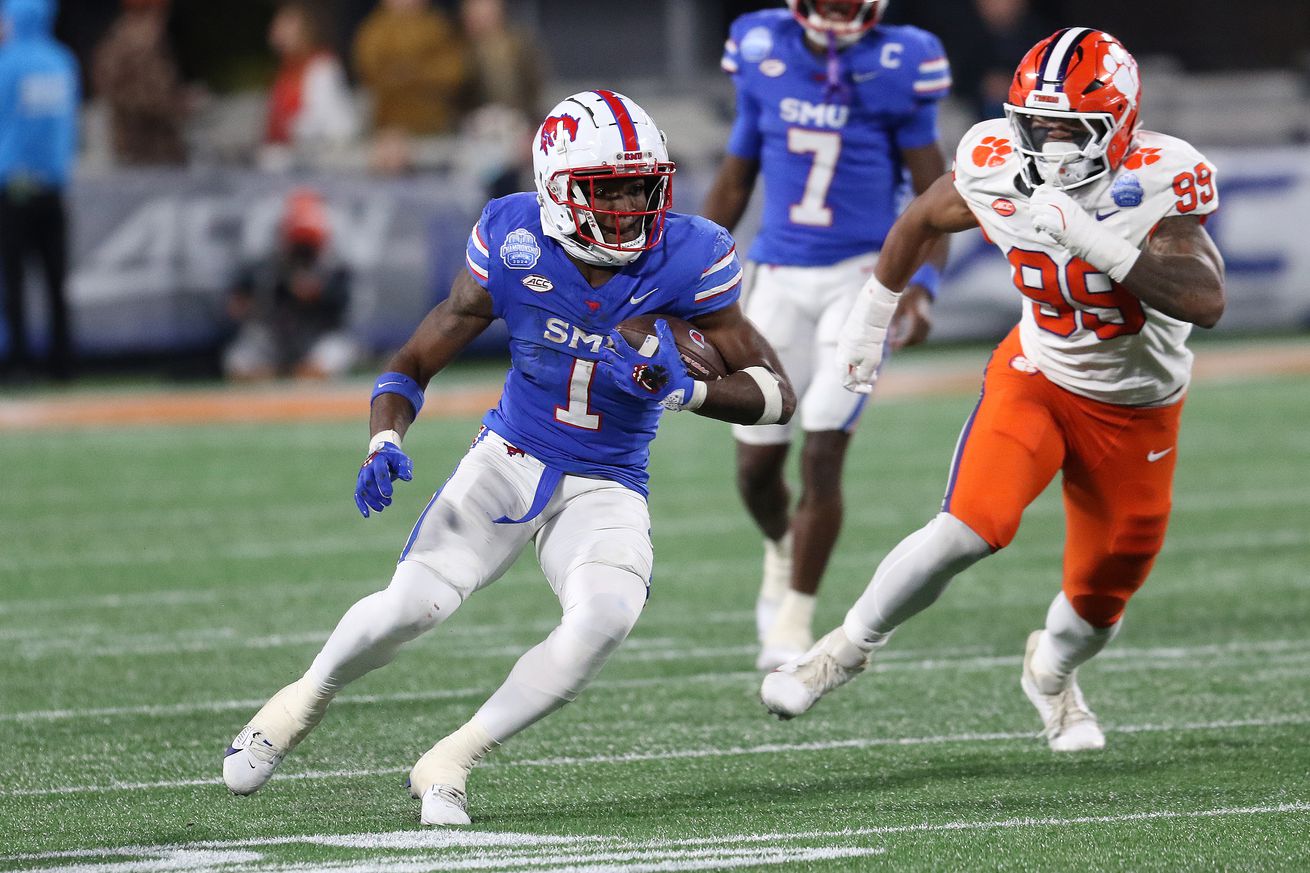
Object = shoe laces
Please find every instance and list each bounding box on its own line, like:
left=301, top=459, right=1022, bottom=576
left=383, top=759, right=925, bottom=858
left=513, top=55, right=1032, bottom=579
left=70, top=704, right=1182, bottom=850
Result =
left=243, top=731, right=283, bottom=764
left=429, top=784, right=467, bottom=811
left=793, top=651, right=862, bottom=695
left=1040, top=684, right=1095, bottom=739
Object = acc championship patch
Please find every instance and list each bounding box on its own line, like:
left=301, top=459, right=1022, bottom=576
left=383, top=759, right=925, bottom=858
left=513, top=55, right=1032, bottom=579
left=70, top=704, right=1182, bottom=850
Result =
left=1111, top=173, right=1144, bottom=207
left=501, top=229, right=541, bottom=270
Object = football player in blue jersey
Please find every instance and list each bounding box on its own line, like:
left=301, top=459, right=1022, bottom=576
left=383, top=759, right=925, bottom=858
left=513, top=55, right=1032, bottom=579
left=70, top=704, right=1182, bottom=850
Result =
left=221, top=90, right=795, bottom=826
left=703, top=0, right=953, bottom=670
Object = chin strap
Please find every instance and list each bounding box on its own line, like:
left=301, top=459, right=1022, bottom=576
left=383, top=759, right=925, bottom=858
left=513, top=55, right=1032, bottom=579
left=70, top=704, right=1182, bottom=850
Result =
left=823, top=32, right=851, bottom=104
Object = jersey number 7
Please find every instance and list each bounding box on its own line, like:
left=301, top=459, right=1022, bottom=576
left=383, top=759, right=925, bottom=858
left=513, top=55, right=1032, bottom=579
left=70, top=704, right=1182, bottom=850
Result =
left=787, top=128, right=841, bottom=227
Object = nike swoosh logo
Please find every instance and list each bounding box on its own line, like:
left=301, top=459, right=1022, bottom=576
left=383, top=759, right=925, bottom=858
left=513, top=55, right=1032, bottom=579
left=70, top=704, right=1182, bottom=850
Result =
left=630, top=288, right=658, bottom=305
left=1095, top=210, right=1119, bottom=221
left=1147, top=448, right=1174, bottom=462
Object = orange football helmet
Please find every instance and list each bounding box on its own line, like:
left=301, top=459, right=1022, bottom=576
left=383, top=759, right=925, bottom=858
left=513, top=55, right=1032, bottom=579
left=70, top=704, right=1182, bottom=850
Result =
left=1004, top=28, right=1141, bottom=190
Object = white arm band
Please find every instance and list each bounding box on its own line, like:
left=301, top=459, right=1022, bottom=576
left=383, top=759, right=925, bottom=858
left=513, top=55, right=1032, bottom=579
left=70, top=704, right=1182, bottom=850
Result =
left=369, top=430, right=402, bottom=452
left=742, top=366, right=784, bottom=425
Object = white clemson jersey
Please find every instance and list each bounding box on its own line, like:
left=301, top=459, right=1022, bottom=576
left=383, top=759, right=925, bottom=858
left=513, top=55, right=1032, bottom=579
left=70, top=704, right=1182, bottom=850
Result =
left=953, top=118, right=1219, bottom=406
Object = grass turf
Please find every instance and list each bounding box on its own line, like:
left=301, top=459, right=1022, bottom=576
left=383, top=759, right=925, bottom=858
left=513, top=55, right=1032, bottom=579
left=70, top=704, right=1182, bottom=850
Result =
left=2, top=346, right=1308, bottom=871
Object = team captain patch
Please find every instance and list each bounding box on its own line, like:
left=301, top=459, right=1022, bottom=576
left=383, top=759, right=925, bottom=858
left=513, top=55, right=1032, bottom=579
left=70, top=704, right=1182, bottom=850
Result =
left=501, top=229, right=541, bottom=270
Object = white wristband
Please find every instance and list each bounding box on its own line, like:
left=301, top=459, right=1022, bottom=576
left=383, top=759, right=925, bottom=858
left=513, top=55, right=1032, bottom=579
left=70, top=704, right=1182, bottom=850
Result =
left=369, top=430, right=401, bottom=453
left=742, top=366, right=784, bottom=425
left=859, top=275, right=902, bottom=329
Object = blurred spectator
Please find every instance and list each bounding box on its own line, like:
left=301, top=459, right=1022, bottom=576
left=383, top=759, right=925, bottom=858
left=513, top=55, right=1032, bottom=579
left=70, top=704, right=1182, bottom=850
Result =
left=458, top=0, right=544, bottom=121
left=943, top=0, right=1053, bottom=120
left=223, top=189, right=358, bottom=381
left=91, top=0, right=188, bottom=166
left=353, top=0, right=466, bottom=136
left=261, top=1, right=357, bottom=171
left=0, top=0, right=80, bottom=382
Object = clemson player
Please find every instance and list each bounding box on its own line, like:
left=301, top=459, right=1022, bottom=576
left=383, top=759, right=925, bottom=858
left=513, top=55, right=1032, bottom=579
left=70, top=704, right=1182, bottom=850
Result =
left=760, top=28, right=1225, bottom=751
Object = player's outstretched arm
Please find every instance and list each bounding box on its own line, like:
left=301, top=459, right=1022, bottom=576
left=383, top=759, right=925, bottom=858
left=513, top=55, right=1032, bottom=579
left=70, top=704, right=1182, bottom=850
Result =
left=701, top=155, right=760, bottom=233
left=840, top=174, right=978, bottom=393
left=1119, top=217, right=1226, bottom=328
left=355, top=271, right=494, bottom=518
left=690, top=303, right=797, bottom=427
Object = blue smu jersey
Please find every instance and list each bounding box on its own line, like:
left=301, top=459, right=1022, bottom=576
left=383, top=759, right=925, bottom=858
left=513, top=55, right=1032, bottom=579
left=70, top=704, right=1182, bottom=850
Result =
left=465, top=193, right=742, bottom=495
left=722, top=10, right=951, bottom=266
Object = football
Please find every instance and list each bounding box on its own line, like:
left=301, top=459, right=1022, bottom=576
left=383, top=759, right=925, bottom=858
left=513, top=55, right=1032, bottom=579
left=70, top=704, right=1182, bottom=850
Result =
left=616, top=314, right=728, bottom=381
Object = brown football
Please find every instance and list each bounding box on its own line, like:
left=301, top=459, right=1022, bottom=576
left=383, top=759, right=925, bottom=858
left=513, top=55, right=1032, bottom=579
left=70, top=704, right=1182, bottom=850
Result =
left=615, top=314, right=728, bottom=381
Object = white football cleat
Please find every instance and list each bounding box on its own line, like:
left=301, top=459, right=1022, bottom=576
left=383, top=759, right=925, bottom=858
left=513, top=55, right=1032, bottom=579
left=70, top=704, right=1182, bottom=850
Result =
left=760, top=628, right=868, bottom=719
left=1021, top=630, right=1106, bottom=752
left=223, top=726, right=287, bottom=795
left=222, top=679, right=326, bottom=795
left=421, top=784, right=472, bottom=826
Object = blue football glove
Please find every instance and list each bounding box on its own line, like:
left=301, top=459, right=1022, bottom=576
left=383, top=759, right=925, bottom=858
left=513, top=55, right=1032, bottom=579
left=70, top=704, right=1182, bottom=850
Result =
left=354, top=442, right=414, bottom=518
left=600, top=319, right=695, bottom=407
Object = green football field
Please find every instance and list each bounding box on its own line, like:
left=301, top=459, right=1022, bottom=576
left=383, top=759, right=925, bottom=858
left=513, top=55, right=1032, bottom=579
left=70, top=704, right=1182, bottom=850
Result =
left=2, top=342, right=1309, bottom=871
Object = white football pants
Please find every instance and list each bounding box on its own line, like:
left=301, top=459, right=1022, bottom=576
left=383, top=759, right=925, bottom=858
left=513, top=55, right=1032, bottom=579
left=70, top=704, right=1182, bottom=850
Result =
left=733, top=252, right=877, bottom=444
left=305, top=428, right=652, bottom=744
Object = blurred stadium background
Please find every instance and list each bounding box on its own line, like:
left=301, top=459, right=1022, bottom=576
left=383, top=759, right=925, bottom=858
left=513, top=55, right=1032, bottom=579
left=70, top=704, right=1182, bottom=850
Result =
left=7, top=0, right=1310, bottom=376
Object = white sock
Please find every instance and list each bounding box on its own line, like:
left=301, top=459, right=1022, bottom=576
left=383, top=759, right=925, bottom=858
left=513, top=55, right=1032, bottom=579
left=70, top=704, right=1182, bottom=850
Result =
left=756, top=532, right=793, bottom=640
left=846, top=512, right=991, bottom=639
left=473, top=564, right=646, bottom=741
left=1030, top=592, right=1120, bottom=693
left=764, top=589, right=815, bottom=646
left=305, top=561, right=463, bottom=695
left=410, top=719, right=498, bottom=796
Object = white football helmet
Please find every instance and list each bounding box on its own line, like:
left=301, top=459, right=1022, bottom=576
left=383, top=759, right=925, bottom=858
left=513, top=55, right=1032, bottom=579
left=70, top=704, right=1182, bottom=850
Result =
left=787, top=0, right=885, bottom=46
left=532, top=90, right=676, bottom=267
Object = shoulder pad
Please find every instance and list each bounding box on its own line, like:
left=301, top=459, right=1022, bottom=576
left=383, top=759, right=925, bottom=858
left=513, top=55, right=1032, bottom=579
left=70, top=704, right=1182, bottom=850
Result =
left=953, top=119, right=1020, bottom=183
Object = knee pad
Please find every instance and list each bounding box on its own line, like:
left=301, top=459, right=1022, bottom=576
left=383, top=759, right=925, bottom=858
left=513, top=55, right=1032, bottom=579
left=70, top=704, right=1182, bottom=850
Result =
left=382, top=561, right=464, bottom=637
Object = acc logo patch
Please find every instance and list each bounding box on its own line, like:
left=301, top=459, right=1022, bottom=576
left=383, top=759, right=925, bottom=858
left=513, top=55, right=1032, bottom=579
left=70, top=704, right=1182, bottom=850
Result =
left=972, top=136, right=1012, bottom=169
left=500, top=229, right=541, bottom=270
left=760, top=59, right=786, bottom=77
left=1111, top=172, right=1144, bottom=207
left=739, top=26, right=773, bottom=63
left=991, top=198, right=1017, bottom=217
left=521, top=274, right=553, bottom=292
left=539, top=114, right=579, bottom=154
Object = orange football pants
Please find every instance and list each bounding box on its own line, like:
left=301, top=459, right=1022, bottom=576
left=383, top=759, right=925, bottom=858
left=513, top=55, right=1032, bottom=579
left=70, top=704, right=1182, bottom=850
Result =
left=942, top=328, right=1184, bottom=627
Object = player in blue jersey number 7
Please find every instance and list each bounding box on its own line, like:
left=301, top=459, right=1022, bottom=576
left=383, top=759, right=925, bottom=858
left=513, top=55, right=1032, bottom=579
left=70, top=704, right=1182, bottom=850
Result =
left=703, top=0, right=953, bottom=669
left=222, top=90, right=795, bottom=826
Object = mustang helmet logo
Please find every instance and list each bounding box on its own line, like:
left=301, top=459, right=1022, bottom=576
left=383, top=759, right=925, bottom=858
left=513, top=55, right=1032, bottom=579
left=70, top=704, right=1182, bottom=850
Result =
left=539, top=114, right=580, bottom=154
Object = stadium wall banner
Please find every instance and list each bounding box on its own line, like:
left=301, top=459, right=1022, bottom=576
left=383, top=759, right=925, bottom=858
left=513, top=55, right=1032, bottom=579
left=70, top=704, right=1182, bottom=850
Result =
left=9, top=146, right=1305, bottom=359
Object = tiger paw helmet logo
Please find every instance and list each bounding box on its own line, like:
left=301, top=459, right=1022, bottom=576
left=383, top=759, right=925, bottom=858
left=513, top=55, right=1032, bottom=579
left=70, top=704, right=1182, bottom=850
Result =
left=539, top=114, right=579, bottom=154
left=972, top=136, right=1013, bottom=168
left=1122, top=147, right=1163, bottom=170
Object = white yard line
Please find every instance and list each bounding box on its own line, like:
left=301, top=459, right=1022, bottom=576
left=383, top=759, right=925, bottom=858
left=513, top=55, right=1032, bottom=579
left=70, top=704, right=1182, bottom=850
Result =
left=5, top=638, right=1307, bottom=724
left=4, top=714, right=1308, bottom=798
left=4, top=802, right=1306, bottom=869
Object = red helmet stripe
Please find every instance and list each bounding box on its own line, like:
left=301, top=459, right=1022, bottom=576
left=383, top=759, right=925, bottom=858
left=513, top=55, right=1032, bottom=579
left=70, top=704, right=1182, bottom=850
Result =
left=593, top=89, right=641, bottom=152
